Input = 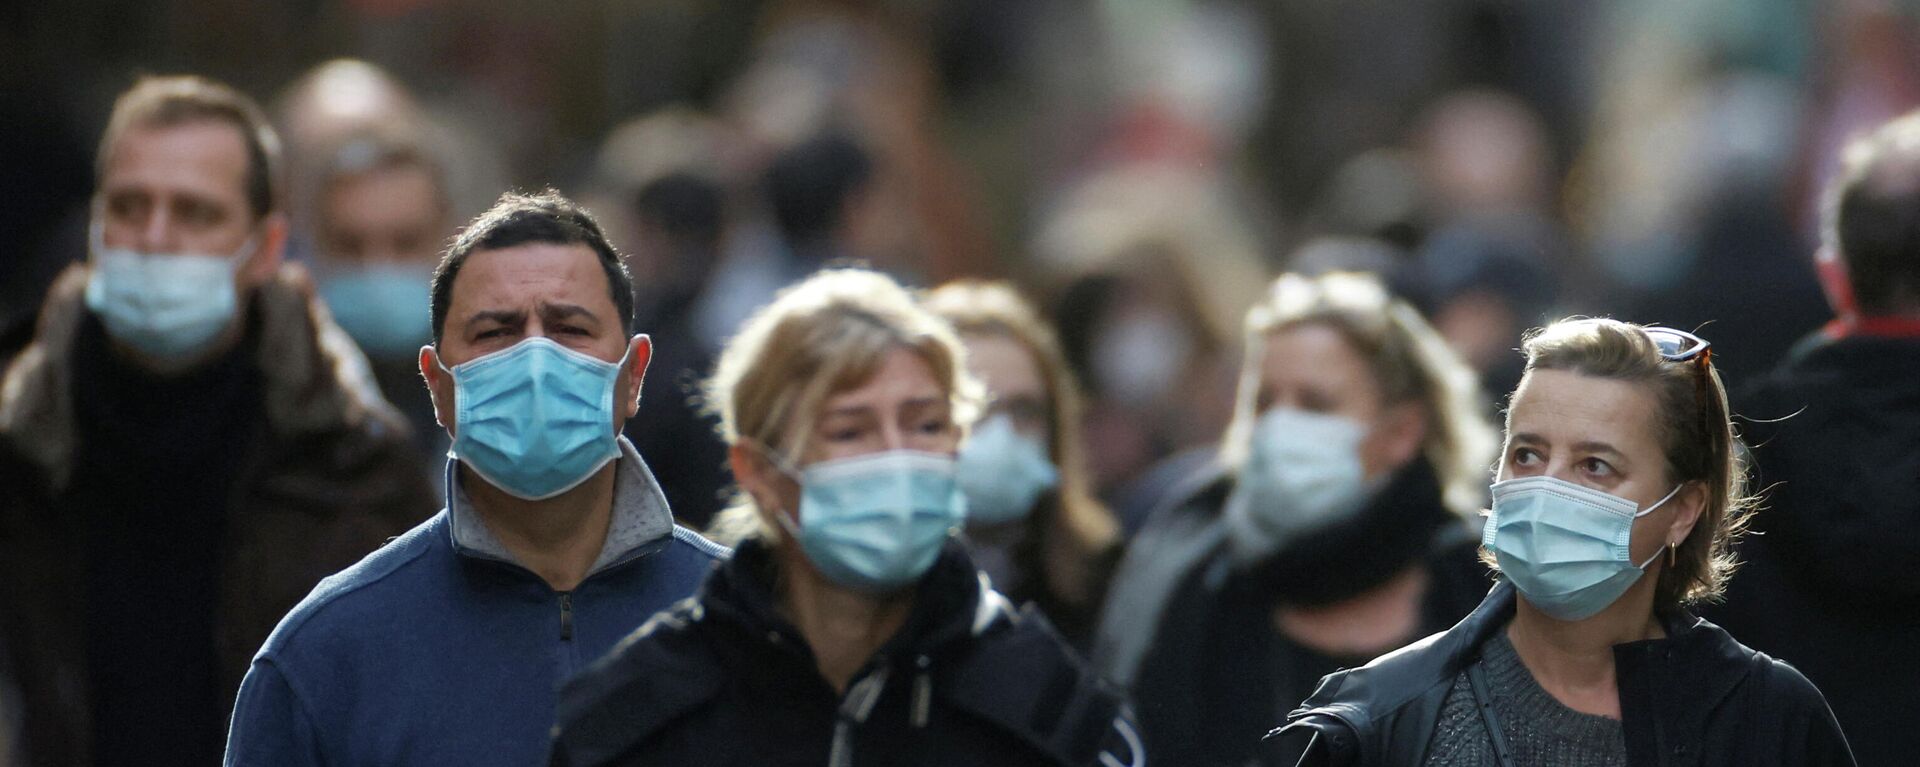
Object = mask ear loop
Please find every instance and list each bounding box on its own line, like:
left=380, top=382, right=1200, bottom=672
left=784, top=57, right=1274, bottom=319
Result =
left=745, top=438, right=807, bottom=536
left=1631, top=483, right=1687, bottom=569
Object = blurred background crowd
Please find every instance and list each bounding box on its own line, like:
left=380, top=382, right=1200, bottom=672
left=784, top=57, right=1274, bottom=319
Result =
left=4, top=0, right=1919, bottom=764
left=10, top=0, right=1916, bottom=521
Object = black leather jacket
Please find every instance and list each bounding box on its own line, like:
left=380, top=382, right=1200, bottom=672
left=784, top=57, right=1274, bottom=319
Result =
left=1266, top=581, right=1855, bottom=767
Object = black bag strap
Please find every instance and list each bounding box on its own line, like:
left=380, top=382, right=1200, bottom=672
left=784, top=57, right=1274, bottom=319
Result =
left=1465, top=659, right=1517, bottom=767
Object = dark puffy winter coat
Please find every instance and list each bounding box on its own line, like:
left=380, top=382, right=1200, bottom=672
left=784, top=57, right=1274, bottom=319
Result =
left=549, top=537, right=1142, bottom=767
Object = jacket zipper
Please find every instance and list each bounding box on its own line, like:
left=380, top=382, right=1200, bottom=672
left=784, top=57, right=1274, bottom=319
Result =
left=559, top=592, right=574, bottom=641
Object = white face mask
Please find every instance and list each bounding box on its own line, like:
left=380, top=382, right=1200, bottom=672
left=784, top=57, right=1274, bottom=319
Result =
left=84, top=222, right=254, bottom=360
left=1092, top=308, right=1191, bottom=406
left=1223, top=408, right=1372, bottom=564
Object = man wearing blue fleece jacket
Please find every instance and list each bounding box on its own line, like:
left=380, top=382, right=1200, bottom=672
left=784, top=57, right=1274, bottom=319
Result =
left=224, top=190, right=728, bottom=766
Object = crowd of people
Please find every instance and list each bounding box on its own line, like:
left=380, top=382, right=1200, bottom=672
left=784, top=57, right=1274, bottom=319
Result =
left=2, top=2, right=1919, bottom=766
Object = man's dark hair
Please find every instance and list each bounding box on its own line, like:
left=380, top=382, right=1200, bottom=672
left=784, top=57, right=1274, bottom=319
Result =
left=764, top=131, right=873, bottom=251
left=635, top=171, right=724, bottom=251
left=97, top=74, right=282, bottom=219
left=431, top=190, right=634, bottom=345
left=1828, top=111, right=1920, bottom=315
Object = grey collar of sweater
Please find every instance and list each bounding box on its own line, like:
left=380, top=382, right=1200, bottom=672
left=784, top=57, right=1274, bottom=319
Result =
left=445, top=436, right=677, bottom=579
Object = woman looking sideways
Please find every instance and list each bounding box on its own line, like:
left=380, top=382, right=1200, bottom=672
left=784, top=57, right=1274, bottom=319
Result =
left=1269, top=318, right=1854, bottom=766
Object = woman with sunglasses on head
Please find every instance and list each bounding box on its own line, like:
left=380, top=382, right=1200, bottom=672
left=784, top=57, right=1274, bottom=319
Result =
left=1269, top=319, right=1855, bottom=767
left=548, top=268, right=1141, bottom=767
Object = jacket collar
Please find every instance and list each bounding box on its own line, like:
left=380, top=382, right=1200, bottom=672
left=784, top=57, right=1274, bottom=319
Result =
left=703, top=536, right=1013, bottom=658
left=1279, top=580, right=1759, bottom=763
left=446, top=435, right=677, bottom=578
left=0, top=263, right=400, bottom=491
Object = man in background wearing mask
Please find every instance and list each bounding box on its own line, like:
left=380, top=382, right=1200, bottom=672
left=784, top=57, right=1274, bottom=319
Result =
left=311, top=130, right=453, bottom=461
left=0, top=75, right=437, bottom=766
left=223, top=190, right=727, bottom=766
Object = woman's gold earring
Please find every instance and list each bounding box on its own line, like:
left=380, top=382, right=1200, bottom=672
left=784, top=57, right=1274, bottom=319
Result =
left=1666, top=541, right=1677, bottom=568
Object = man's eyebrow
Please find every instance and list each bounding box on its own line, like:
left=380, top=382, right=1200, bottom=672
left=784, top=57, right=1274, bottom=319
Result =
left=538, top=301, right=599, bottom=322
left=464, top=309, right=525, bottom=332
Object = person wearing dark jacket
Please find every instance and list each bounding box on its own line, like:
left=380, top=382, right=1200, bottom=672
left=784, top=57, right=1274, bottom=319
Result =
left=223, top=191, right=727, bottom=765
left=1093, top=273, right=1496, bottom=767
left=925, top=281, right=1123, bottom=650
left=0, top=75, right=437, bottom=767
left=1705, top=109, right=1920, bottom=767
left=551, top=268, right=1140, bottom=766
left=1270, top=318, right=1854, bottom=767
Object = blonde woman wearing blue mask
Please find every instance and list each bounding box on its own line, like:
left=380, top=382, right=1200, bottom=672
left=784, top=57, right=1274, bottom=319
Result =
left=550, top=268, right=1142, bottom=767
left=1096, top=271, right=1497, bottom=767
left=925, top=280, right=1122, bottom=651
left=1270, top=318, right=1855, bottom=766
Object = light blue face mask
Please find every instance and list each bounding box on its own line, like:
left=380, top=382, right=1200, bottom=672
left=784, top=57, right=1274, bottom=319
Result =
left=1485, top=476, right=1683, bottom=621
left=439, top=336, right=630, bottom=500
left=1223, top=408, right=1372, bottom=564
left=318, top=264, right=433, bottom=358
left=956, top=414, right=1059, bottom=526
left=772, top=449, right=968, bottom=593
left=84, top=222, right=254, bottom=360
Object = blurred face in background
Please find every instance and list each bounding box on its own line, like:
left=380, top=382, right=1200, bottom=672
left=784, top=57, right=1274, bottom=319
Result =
left=320, top=163, right=447, bottom=267
left=315, top=162, right=449, bottom=359
left=91, top=119, right=286, bottom=369
left=962, top=331, right=1050, bottom=444
left=99, top=121, right=263, bottom=259
left=1256, top=322, right=1424, bottom=481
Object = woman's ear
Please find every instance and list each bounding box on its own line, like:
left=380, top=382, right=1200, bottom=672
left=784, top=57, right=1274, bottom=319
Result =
left=1665, top=480, right=1708, bottom=549
left=730, top=441, right=802, bottom=534
left=1377, top=401, right=1430, bottom=469
left=730, top=443, right=794, bottom=507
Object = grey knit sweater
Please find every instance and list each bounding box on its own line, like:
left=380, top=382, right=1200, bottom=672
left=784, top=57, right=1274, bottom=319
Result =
left=1421, top=631, right=1627, bottom=767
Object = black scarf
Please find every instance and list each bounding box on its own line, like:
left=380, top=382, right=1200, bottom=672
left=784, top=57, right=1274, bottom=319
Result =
left=1236, top=458, right=1453, bottom=608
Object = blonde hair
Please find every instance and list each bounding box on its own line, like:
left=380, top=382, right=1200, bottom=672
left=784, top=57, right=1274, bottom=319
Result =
left=1509, top=318, right=1753, bottom=610
left=704, top=268, right=983, bottom=543
left=923, top=280, right=1120, bottom=588
left=1221, top=272, right=1498, bottom=521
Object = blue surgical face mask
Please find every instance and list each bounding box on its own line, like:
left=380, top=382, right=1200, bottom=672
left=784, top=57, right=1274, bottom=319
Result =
left=1223, top=408, right=1373, bottom=565
left=85, top=222, right=254, bottom=360
left=318, top=264, right=433, bottom=358
left=438, top=336, right=630, bottom=500
left=956, top=414, right=1059, bottom=526
left=772, top=449, right=967, bottom=593
left=1485, top=476, right=1683, bottom=621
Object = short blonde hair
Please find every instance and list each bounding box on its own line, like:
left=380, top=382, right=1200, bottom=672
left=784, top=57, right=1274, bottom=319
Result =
left=924, top=280, right=1119, bottom=575
left=704, top=268, right=983, bottom=542
left=1509, top=318, right=1753, bottom=610
left=1222, top=272, right=1498, bottom=521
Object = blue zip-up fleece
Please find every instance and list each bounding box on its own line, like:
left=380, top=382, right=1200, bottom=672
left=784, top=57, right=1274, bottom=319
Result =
left=224, top=437, right=728, bottom=766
